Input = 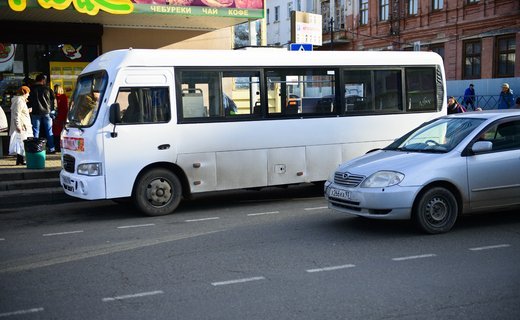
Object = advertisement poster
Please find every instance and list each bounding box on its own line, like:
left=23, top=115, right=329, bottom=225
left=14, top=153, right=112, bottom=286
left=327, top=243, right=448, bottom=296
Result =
left=0, top=44, right=16, bottom=73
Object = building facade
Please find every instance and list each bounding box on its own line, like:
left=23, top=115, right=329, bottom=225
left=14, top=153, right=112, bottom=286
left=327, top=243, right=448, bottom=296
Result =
left=267, top=0, right=519, bottom=99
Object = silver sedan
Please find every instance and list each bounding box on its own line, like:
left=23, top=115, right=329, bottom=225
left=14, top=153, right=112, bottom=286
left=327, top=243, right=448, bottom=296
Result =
left=325, top=110, right=520, bottom=234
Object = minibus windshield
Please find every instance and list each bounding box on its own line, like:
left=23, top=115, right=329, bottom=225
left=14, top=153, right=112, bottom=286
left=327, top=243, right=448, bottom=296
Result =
left=68, top=71, right=108, bottom=127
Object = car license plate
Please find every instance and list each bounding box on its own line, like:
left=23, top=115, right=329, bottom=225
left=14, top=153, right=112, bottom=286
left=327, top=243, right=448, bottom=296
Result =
left=329, top=188, right=352, bottom=200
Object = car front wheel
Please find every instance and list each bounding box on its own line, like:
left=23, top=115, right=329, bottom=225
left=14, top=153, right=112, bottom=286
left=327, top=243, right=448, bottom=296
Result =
left=414, top=187, right=458, bottom=234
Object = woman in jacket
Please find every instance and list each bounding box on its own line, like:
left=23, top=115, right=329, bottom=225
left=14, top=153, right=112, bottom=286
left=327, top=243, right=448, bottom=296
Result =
left=9, top=86, right=33, bottom=165
left=52, top=84, right=69, bottom=151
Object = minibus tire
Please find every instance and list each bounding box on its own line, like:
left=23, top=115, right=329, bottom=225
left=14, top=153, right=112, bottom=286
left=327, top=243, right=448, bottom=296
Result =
left=133, top=168, right=182, bottom=216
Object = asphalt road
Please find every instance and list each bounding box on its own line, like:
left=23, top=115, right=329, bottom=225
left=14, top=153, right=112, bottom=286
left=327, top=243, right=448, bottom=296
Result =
left=1, top=184, right=519, bottom=319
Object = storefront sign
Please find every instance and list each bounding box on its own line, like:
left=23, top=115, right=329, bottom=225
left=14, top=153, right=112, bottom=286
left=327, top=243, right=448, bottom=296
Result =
left=7, top=0, right=264, bottom=18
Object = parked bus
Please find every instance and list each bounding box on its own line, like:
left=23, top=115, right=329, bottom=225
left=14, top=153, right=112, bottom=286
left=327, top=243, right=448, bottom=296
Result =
left=60, top=48, right=446, bottom=216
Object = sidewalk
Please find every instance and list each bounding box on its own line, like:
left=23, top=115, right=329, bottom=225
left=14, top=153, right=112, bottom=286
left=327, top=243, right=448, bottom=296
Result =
left=0, top=152, right=62, bottom=171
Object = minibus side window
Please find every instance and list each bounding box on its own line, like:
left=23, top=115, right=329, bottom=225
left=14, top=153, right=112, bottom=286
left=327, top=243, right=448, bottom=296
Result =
left=115, top=87, right=171, bottom=124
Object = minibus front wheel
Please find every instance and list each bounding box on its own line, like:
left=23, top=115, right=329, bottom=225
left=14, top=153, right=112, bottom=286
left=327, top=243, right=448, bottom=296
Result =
left=134, top=168, right=182, bottom=216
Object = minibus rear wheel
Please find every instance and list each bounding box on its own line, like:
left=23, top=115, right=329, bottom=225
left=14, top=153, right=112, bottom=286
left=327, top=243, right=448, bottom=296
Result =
left=134, top=168, right=182, bottom=216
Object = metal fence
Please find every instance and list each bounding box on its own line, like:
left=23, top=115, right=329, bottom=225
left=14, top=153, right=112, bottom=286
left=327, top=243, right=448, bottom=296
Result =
left=453, top=95, right=519, bottom=110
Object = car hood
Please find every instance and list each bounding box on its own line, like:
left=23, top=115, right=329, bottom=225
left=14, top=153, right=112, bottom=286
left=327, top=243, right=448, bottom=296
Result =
left=337, top=150, right=446, bottom=176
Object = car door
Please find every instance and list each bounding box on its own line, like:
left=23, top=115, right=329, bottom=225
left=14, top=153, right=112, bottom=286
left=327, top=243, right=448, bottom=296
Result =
left=467, top=119, right=520, bottom=210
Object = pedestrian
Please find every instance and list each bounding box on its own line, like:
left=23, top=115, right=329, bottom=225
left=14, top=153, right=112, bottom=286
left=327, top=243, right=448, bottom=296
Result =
left=9, top=86, right=33, bottom=165
left=28, top=73, right=56, bottom=153
left=498, top=83, right=514, bottom=109
left=463, top=83, right=476, bottom=111
left=447, top=96, right=466, bottom=114
left=52, top=84, right=69, bottom=151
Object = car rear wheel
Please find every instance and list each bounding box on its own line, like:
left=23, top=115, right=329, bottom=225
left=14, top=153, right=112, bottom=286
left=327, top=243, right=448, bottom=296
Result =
left=133, top=168, right=182, bottom=216
left=414, top=187, right=458, bottom=234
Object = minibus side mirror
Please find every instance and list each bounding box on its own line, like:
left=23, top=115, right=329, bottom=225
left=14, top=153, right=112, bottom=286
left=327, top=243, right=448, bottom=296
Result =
left=109, top=103, right=121, bottom=138
left=109, top=103, right=121, bottom=124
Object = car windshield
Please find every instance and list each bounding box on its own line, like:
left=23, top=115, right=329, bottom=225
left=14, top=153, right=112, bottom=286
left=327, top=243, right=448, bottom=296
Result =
left=68, top=71, right=108, bottom=127
left=385, top=117, right=486, bottom=153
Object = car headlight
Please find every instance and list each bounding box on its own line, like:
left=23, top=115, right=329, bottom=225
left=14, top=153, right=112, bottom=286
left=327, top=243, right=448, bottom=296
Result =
left=361, top=171, right=404, bottom=188
left=77, top=163, right=102, bottom=176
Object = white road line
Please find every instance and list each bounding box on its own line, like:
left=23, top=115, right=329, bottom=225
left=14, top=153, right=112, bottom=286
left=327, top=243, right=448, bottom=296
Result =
left=392, top=254, right=436, bottom=261
left=304, top=206, right=328, bottom=211
left=185, top=217, right=220, bottom=222
left=247, top=211, right=279, bottom=217
left=102, top=290, right=164, bottom=302
left=469, top=244, right=511, bottom=251
left=306, top=264, right=356, bottom=273
left=117, top=223, right=155, bottom=229
left=0, top=308, right=44, bottom=318
left=0, top=238, right=5, bottom=241
left=211, top=276, right=266, bottom=287
left=43, top=230, right=84, bottom=237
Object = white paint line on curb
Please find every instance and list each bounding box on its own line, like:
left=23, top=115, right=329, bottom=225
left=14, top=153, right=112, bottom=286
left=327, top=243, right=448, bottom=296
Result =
left=392, top=254, right=436, bottom=261
left=469, top=244, right=511, bottom=251
left=102, top=290, right=164, bottom=302
left=306, top=264, right=356, bottom=273
left=211, top=276, right=266, bottom=287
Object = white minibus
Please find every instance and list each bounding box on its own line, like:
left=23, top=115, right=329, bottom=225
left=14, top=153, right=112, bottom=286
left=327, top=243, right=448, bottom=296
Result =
left=60, top=48, right=446, bottom=216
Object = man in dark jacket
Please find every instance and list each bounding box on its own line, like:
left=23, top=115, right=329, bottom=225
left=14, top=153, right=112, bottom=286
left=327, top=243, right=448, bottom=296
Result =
left=28, top=73, right=56, bottom=153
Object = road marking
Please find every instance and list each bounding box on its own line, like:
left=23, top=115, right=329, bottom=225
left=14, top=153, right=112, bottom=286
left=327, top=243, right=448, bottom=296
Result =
left=469, top=244, right=511, bottom=251
left=247, top=211, right=279, bottom=217
left=102, top=290, right=164, bottom=302
left=0, top=230, right=223, bottom=274
left=0, top=308, right=44, bottom=318
left=392, top=254, right=436, bottom=261
left=185, top=217, right=220, bottom=222
left=43, top=230, right=84, bottom=237
left=306, top=264, right=356, bottom=273
left=0, top=238, right=5, bottom=241
left=211, top=276, right=265, bottom=287
left=304, top=206, right=328, bottom=211
left=117, top=223, right=155, bottom=229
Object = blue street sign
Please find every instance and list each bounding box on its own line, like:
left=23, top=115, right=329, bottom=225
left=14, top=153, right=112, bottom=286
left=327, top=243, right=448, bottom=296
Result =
left=289, top=43, right=313, bottom=51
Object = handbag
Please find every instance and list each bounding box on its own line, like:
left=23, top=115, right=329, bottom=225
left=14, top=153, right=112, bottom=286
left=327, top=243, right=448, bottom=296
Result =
left=0, top=107, right=7, bottom=132
left=8, top=131, right=26, bottom=156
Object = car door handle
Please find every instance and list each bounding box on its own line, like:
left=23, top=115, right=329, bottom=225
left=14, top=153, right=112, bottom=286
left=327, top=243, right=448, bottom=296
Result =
left=158, top=144, right=170, bottom=150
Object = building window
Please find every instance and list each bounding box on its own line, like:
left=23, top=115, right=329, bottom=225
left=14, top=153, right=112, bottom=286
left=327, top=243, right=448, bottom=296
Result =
left=408, top=0, right=418, bottom=15
left=287, top=2, right=293, bottom=19
left=467, top=0, right=479, bottom=4
left=266, top=8, right=270, bottom=24
left=380, top=0, right=389, bottom=21
left=496, top=35, right=516, bottom=78
left=464, top=40, right=481, bottom=79
left=360, top=0, right=369, bottom=25
left=430, top=44, right=445, bottom=61
left=432, top=0, right=443, bottom=10
left=296, top=0, right=301, bottom=11
left=274, top=6, right=280, bottom=22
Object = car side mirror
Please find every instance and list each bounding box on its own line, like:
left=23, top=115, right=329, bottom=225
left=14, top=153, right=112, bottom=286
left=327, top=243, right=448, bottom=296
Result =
left=472, top=141, right=493, bottom=153
left=109, top=103, right=121, bottom=124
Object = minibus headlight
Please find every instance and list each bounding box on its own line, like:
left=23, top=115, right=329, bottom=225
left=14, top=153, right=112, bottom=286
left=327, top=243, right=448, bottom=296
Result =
left=361, top=171, right=404, bottom=188
left=77, top=163, right=103, bottom=176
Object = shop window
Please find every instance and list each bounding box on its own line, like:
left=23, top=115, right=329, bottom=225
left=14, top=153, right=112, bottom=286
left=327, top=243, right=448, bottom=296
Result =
left=495, top=35, right=515, bottom=78
left=0, top=43, right=25, bottom=111
left=463, top=40, right=481, bottom=79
